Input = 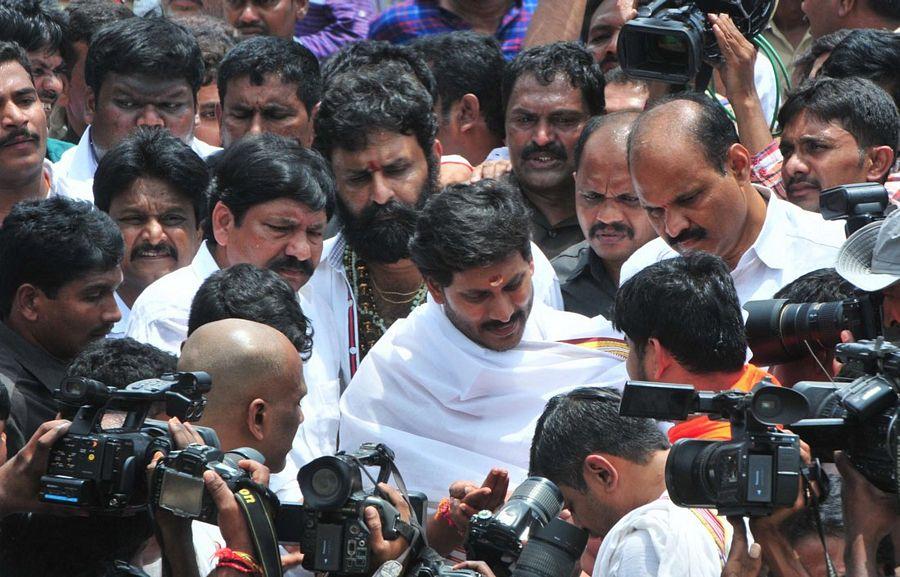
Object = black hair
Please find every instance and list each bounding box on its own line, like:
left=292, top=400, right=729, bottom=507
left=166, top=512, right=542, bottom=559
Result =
left=530, top=387, right=670, bottom=491
left=206, top=133, right=335, bottom=242
left=0, top=0, right=71, bottom=65
left=63, top=0, right=133, bottom=70
left=778, top=77, right=900, bottom=163
left=94, top=127, right=209, bottom=223
left=188, top=263, right=313, bottom=360
left=612, top=253, right=747, bottom=374
left=792, top=28, right=851, bottom=87
left=821, top=29, right=900, bottom=108
left=773, top=268, right=866, bottom=303
left=218, top=35, right=320, bottom=114
left=502, top=41, right=605, bottom=118
left=630, top=91, right=738, bottom=173
left=0, top=197, right=123, bottom=318
left=314, top=65, right=437, bottom=161
left=868, top=0, right=900, bottom=21
left=322, top=39, right=438, bottom=102
left=412, top=31, right=505, bottom=140
left=66, top=336, right=177, bottom=387
left=85, top=16, right=204, bottom=97
left=573, top=111, right=638, bottom=171
left=782, top=474, right=844, bottom=545
left=174, top=13, right=238, bottom=87
left=0, top=38, right=32, bottom=75
left=409, top=179, right=532, bottom=287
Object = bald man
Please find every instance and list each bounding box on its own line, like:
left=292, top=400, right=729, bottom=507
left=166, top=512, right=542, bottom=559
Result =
left=178, top=318, right=305, bottom=476
left=618, top=93, right=843, bottom=305
left=552, top=112, right=656, bottom=318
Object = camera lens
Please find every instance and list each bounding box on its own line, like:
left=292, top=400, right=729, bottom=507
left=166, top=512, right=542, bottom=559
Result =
left=512, top=518, right=588, bottom=577
left=311, top=468, right=340, bottom=498
left=745, top=299, right=852, bottom=365
left=506, top=477, right=565, bottom=525
left=298, top=455, right=358, bottom=510
left=665, top=439, right=719, bottom=508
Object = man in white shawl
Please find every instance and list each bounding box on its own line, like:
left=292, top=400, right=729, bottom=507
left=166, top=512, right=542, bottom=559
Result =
left=530, top=386, right=729, bottom=577
left=339, top=179, right=629, bottom=505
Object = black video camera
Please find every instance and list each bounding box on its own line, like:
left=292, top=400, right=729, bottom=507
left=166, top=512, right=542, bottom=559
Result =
left=790, top=340, right=900, bottom=497
left=151, top=444, right=268, bottom=524
left=276, top=443, right=412, bottom=576
left=820, top=183, right=890, bottom=236
left=620, top=380, right=807, bottom=516
left=40, top=372, right=215, bottom=514
left=465, top=477, right=564, bottom=577
left=618, top=0, right=775, bottom=85
left=744, top=295, right=881, bottom=365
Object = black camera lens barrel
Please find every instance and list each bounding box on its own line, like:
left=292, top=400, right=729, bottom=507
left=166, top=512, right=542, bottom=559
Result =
left=511, top=519, right=589, bottom=577
left=506, top=477, right=565, bottom=525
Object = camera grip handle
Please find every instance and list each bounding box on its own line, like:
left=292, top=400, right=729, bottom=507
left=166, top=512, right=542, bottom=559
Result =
left=362, top=496, right=401, bottom=540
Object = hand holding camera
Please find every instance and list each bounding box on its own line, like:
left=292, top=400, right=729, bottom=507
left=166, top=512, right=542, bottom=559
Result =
left=0, top=419, right=73, bottom=519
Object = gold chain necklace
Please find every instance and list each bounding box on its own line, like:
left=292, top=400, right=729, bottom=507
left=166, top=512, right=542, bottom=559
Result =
left=369, top=274, right=423, bottom=304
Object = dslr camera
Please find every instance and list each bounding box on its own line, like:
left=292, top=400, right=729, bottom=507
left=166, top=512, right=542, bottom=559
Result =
left=465, top=477, right=564, bottom=577
left=40, top=372, right=215, bottom=514
left=620, top=380, right=807, bottom=516
left=791, top=340, right=900, bottom=497
left=151, top=444, right=267, bottom=524
left=617, top=0, right=775, bottom=84
left=276, top=443, right=412, bottom=576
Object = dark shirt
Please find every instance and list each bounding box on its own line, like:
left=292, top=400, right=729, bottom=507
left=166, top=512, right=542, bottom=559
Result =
left=506, top=175, right=583, bottom=260
left=0, top=321, right=66, bottom=450
left=551, top=241, right=618, bottom=319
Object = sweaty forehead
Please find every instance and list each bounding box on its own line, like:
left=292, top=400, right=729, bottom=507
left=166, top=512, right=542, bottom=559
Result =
left=782, top=110, right=857, bottom=143
left=103, top=73, right=193, bottom=97
left=508, top=73, right=588, bottom=113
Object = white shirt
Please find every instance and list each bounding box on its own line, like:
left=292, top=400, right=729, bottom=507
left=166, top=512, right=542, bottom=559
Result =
left=619, top=185, right=845, bottom=304
left=108, top=291, right=130, bottom=340
left=126, top=241, right=343, bottom=473
left=308, top=233, right=565, bottom=384
left=53, top=126, right=220, bottom=203
left=593, top=492, right=728, bottom=577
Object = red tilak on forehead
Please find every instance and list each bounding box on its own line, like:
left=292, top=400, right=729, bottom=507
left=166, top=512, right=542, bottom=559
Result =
left=366, top=160, right=382, bottom=172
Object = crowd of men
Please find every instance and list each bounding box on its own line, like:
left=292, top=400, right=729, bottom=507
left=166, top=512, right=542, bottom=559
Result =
left=0, top=0, right=899, bottom=575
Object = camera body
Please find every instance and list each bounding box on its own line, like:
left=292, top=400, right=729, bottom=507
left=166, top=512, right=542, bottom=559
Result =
left=618, top=0, right=775, bottom=84
left=620, top=380, right=807, bottom=516
left=791, top=340, right=900, bottom=495
left=276, top=443, right=406, bottom=576
left=465, top=477, right=564, bottom=577
left=151, top=444, right=265, bottom=524
left=40, top=372, right=214, bottom=514
left=820, top=183, right=890, bottom=236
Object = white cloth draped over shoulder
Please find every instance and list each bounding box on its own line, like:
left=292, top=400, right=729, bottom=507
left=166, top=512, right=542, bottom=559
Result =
left=593, top=492, right=729, bottom=577
left=338, top=299, right=629, bottom=503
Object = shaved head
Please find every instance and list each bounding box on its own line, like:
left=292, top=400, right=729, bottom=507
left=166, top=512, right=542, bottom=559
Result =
left=178, top=318, right=305, bottom=472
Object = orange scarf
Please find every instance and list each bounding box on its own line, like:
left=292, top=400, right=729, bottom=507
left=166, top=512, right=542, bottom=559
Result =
left=667, top=364, right=780, bottom=443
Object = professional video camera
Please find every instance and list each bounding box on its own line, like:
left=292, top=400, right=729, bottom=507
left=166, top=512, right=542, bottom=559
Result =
left=276, top=443, right=417, bottom=576
left=151, top=444, right=268, bottom=524
left=820, top=183, right=890, bottom=237
left=619, top=380, right=807, bottom=516
left=790, top=339, right=900, bottom=497
left=40, top=372, right=215, bottom=514
left=465, top=477, right=564, bottom=577
left=617, top=0, right=775, bottom=85
left=744, top=295, right=881, bottom=365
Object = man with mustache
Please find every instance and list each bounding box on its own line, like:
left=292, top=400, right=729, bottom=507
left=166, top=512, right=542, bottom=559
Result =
left=552, top=112, right=656, bottom=319
left=779, top=77, right=899, bottom=212
left=93, top=128, right=206, bottom=338
left=339, top=179, right=628, bottom=505
left=502, top=41, right=604, bottom=260
left=620, top=93, right=844, bottom=305
left=0, top=196, right=123, bottom=444
left=53, top=17, right=219, bottom=203
left=311, top=65, right=564, bottom=383
left=224, top=0, right=307, bottom=40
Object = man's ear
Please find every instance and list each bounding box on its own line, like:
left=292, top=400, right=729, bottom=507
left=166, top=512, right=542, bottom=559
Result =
left=457, top=94, right=482, bottom=134
left=584, top=454, right=618, bottom=491
left=865, top=146, right=896, bottom=183
left=85, top=87, right=96, bottom=125
left=645, top=337, right=674, bottom=381
left=214, top=100, right=223, bottom=126
left=13, top=284, right=41, bottom=323
left=211, top=200, right=235, bottom=247
left=247, top=398, right=266, bottom=441
left=837, top=0, right=856, bottom=17
left=726, top=143, right=752, bottom=183
left=424, top=277, right=445, bottom=304
left=432, top=138, right=443, bottom=160
left=294, top=0, right=309, bottom=21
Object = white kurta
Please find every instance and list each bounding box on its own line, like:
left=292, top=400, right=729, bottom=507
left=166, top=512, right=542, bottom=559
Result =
left=338, top=299, right=629, bottom=503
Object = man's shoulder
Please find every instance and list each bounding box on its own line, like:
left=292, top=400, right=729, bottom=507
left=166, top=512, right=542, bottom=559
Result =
left=774, top=197, right=845, bottom=247
left=619, top=238, right=677, bottom=286
left=369, top=0, right=428, bottom=37
left=551, top=241, right=590, bottom=284
left=130, top=265, right=200, bottom=318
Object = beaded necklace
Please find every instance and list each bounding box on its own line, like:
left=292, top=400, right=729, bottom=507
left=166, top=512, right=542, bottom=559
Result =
left=343, top=244, right=428, bottom=359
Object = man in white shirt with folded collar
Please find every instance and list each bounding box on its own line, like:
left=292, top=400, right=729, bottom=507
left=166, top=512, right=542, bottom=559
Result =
left=53, top=17, right=219, bottom=203
left=620, top=93, right=844, bottom=304
left=339, top=179, right=628, bottom=504
left=126, top=133, right=343, bottom=469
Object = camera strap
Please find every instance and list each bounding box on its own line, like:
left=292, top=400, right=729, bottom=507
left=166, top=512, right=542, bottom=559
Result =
left=801, top=461, right=838, bottom=577
left=234, top=479, right=283, bottom=577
